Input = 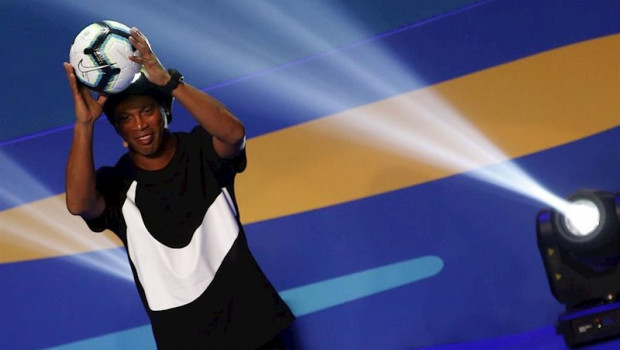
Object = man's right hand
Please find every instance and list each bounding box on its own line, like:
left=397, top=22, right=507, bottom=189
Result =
left=63, top=62, right=108, bottom=124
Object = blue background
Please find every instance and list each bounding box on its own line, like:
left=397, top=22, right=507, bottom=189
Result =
left=1, top=0, right=619, bottom=349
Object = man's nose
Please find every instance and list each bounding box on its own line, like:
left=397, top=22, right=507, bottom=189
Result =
left=133, top=115, right=147, bottom=130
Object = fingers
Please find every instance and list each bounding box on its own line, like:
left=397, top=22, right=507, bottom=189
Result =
left=96, top=94, right=109, bottom=107
left=63, top=62, right=73, bottom=77
left=63, top=62, right=80, bottom=96
left=127, top=27, right=169, bottom=85
left=129, top=27, right=153, bottom=61
left=79, top=84, right=94, bottom=104
left=130, top=27, right=148, bottom=46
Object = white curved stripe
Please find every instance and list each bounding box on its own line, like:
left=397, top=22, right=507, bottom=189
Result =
left=123, top=182, right=239, bottom=311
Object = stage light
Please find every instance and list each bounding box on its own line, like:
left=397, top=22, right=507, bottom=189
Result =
left=536, top=189, right=620, bottom=347
left=563, top=199, right=600, bottom=237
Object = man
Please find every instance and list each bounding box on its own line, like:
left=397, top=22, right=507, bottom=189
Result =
left=64, top=27, right=294, bottom=349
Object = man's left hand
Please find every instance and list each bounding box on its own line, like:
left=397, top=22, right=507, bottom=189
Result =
left=128, top=27, right=171, bottom=87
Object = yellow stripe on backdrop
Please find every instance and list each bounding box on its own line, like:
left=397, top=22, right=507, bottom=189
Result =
left=0, top=194, right=122, bottom=263
left=1, top=34, right=618, bottom=264
left=237, top=33, right=619, bottom=223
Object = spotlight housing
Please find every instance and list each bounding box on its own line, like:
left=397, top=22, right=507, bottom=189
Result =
left=537, top=189, right=620, bottom=347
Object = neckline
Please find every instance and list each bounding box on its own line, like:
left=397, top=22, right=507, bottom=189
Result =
left=133, top=133, right=183, bottom=183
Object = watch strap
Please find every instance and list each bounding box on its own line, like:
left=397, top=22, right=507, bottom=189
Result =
left=160, top=68, right=184, bottom=95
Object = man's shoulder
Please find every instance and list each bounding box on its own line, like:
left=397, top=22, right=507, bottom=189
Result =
left=176, top=126, right=213, bottom=151
left=96, top=153, right=134, bottom=180
left=187, top=125, right=213, bottom=139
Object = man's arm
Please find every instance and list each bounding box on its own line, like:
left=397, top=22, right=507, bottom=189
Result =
left=63, top=62, right=107, bottom=219
left=172, top=82, right=246, bottom=159
left=128, top=28, right=246, bottom=159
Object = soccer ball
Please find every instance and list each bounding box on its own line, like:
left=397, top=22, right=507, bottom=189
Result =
left=69, top=20, right=141, bottom=94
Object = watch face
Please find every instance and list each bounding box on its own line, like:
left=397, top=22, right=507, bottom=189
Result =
left=173, top=70, right=183, bottom=83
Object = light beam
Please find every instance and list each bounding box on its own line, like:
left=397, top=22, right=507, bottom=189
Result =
left=0, top=150, right=132, bottom=281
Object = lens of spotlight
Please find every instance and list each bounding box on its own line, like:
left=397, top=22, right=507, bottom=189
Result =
left=563, top=199, right=601, bottom=237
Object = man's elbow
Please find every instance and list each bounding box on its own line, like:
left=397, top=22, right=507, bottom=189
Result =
left=228, top=121, right=246, bottom=145
left=66, top=196, right=102, bottom=219
left=66, top=201, right=89, bottom=217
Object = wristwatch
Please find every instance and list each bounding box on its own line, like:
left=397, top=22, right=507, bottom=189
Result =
left=160, top=68, right=184, bottom=95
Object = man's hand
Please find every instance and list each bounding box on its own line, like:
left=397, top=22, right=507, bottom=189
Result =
left=63, top=62, right=107, bottom=124
left=64, top=63, right=107, bottom=219
left=128, top=27, right=171, bottom=87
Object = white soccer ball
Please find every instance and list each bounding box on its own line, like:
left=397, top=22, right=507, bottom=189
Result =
left=69, top=20, right=141, bottom=94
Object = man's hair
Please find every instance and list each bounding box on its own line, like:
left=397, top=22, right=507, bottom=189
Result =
left=103, top=73, right=173, bottom=126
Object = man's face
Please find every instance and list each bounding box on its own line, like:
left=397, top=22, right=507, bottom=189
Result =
left=114, top=95, right=167, bottom=158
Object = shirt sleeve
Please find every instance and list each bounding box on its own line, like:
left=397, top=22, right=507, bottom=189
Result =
left=190, top=126, right=247, bottom=182
left=83, top=166, right=126, bottom=235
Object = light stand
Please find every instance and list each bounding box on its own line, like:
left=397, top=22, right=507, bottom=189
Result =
left=536, top=189, right=620, bottom=347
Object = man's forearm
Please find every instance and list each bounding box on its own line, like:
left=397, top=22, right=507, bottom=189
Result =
left=65, top=121, right=104, bottom=218
left=172, top=82, right=246, bottom=158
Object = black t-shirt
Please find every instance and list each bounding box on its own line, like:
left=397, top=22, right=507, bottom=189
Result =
left=85, top=126, right=294, bottom=349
